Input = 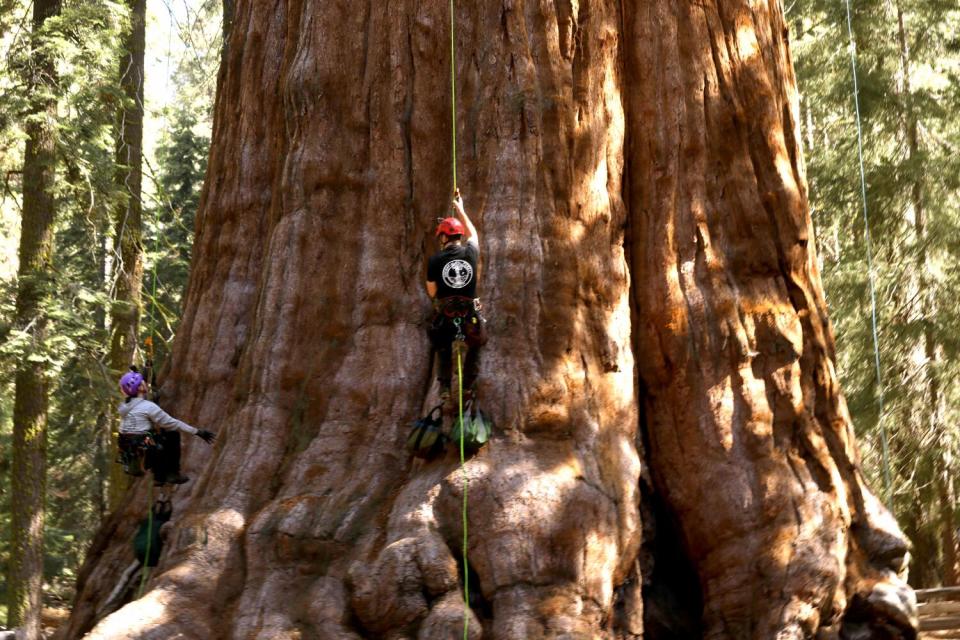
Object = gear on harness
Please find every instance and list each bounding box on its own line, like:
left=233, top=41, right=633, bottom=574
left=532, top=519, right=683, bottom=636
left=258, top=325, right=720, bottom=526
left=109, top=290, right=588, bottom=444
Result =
left=406, top=404, right=448, bottom=459
left=117, top=432, right=160, bottom=477
left=429, top=299, right=487, bottom=399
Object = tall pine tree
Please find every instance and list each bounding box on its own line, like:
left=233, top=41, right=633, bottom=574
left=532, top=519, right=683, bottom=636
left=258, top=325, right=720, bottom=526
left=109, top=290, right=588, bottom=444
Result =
left=7, top=0, right=61, bottom=633
left=105, top=0, right=146, bottom=509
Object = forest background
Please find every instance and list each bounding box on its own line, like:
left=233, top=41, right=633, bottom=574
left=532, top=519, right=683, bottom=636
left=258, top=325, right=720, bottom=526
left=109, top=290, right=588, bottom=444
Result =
left=0, top=0, right=958, bottom=623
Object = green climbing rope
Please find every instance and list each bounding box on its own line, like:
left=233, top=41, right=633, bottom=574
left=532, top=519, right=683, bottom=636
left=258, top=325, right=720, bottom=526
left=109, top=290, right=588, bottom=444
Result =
left=457, top=346, right=469, bottom=640
left=137, top=482, right=154, bottom=597
left=449, top=1, right=468, bottom=636
left=449, top=0, right=457, bottom=192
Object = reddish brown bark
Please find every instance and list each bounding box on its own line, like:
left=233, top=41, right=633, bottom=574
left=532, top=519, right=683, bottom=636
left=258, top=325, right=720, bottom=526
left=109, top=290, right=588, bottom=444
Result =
left=625, top=1, right=914, bottom=637
left=59, top=1, right=916, bottom=639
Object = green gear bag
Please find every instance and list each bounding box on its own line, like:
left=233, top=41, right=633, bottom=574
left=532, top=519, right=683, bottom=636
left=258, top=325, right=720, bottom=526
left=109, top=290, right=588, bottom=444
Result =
left=451, top=403, right=491, bottom=453
left=133, top=500, right=173, bottom=567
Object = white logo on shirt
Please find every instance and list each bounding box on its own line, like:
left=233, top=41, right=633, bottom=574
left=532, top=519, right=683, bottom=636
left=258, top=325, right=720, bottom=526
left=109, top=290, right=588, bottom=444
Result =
left=442, top=260, right=473, bottom=289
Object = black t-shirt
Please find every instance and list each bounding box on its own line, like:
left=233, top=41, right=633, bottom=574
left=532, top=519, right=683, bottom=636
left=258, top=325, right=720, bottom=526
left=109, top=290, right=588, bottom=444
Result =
left=427, top=242, right=479, bottom=299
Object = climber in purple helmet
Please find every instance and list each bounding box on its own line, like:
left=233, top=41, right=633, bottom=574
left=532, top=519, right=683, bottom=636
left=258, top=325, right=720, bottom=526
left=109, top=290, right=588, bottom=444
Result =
left=118, top=367, right=215, bottom=485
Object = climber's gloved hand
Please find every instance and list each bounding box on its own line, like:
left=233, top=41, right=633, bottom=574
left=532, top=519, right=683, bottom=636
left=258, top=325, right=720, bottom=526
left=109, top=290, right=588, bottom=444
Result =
left=196, top=429, right=216, bottom=445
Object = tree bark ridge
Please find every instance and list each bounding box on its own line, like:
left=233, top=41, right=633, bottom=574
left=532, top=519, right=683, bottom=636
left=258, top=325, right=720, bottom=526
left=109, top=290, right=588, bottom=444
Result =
left=624, top=0, right=914, bottom=637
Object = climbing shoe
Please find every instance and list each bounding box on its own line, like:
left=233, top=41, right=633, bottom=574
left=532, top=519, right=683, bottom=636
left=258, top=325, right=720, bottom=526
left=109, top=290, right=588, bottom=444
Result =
left=407, top=404, right=447, bottom=460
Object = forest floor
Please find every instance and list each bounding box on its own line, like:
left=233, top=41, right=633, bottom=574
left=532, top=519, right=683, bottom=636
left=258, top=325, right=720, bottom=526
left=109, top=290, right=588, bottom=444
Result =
left=30, top=607, right=70, bottom=638
left=12, top=606, right=959, bottom=638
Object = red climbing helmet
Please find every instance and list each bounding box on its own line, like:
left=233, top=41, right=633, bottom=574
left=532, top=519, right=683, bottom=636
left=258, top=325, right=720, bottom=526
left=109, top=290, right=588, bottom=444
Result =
left=435, top=217, right=464, bottom=237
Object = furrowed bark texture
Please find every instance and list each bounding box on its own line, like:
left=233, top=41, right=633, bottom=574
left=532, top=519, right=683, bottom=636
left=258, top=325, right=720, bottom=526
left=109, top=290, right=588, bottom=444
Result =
left=624, top=1, right=915, bottom=638
left=61, top=1, right=915, bottom=639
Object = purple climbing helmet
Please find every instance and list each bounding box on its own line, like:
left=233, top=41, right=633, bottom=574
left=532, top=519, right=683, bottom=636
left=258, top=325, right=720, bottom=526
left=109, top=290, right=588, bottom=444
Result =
left=119, top=369, right=144, bottom=397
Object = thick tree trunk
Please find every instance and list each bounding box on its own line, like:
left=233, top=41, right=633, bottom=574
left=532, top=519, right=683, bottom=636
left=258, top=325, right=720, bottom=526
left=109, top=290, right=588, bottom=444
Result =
left=60, top=2, right=916, bottom=639
left=7, top=0, right=60, bottom=634
left=625, top=2, right=914, bottom=637
left=106, top=0, right=147, bottom=508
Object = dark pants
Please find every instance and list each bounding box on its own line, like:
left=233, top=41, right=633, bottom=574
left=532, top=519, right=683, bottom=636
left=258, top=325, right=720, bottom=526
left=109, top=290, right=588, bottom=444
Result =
left=429, top=309, right=486, bottom=394
left=145, top=430, right=182, bottom=480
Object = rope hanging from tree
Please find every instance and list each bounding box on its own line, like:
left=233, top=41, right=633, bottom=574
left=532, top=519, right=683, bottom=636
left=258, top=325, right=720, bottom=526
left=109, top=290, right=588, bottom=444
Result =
left=843, top=0, right=893, bottom=504
left=136, top=173, right=167, bottom=599
left=449, top=0, right=458, bottom=193
left=448, top=3, right=470, bottom=638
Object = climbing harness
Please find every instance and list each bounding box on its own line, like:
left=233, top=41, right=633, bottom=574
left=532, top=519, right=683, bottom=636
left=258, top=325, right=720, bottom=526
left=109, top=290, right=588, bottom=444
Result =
left=843, top=0, right=893, bottom=504
left=437, top=295, right=480, bottom=318
left=117, top=432, right=160, bottom=477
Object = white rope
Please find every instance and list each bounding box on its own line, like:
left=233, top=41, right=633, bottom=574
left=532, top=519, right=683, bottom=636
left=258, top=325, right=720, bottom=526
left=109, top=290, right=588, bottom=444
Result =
left=843, top=0, right=893, bottom=503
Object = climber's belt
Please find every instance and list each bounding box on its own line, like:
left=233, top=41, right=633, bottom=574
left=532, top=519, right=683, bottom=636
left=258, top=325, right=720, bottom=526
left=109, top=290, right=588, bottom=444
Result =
left=437, top=296, right=481, bottom=318
left=118, top=432, right=159, bottom=452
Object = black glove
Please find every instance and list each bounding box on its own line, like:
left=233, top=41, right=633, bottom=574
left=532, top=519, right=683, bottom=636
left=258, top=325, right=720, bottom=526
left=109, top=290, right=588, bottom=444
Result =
left=196, top=429, right=216, bottom=445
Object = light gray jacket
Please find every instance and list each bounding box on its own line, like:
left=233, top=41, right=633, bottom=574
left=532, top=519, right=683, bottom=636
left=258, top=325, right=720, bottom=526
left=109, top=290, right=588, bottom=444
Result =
left=118, top=398, right=198, bottom=435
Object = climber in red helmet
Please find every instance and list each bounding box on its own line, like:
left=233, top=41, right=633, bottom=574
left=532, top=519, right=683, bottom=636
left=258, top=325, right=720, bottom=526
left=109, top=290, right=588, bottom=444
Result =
left=426, top=189, right=487, bottom=409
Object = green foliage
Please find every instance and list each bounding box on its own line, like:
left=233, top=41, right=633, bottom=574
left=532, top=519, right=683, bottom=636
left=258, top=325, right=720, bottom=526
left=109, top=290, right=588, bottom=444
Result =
left=0, top=0, right=219, bottom=612
left=792, top=0, right=960, bottom=586
left=144, top=105, right=208, bottom=358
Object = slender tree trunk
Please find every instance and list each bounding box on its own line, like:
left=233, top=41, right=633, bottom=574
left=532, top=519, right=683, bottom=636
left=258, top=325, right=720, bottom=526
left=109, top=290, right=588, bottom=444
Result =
left=7, top=0, right=61, bottom=634
left=106, top=0, right=147, bottom=509
left=60, top=2, right=917, bottom=638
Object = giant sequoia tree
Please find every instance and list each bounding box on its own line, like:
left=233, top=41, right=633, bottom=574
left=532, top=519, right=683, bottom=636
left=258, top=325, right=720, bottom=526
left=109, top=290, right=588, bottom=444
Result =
left=59, top=1, right=918, bottom=638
